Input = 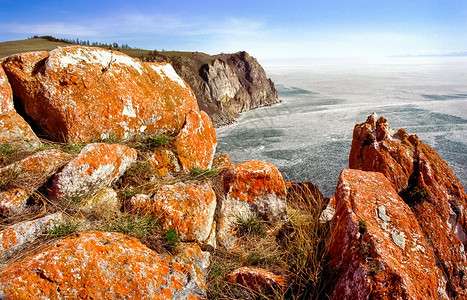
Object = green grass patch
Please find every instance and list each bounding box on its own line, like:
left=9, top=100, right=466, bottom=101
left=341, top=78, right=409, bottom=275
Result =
left=164, top=228, right=180, bottom=249
left=189, top=167, right=220, bottom=181
left=234, top=214, right=266, bottom=237
left=133, top=135, right=171, bottom=151
left=106, top=215, right=158, bottom=238
left=45, top=220, right=79, bottom=238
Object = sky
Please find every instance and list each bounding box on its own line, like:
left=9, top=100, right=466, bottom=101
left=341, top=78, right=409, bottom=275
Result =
left=0, top=0, right=466, bottom=59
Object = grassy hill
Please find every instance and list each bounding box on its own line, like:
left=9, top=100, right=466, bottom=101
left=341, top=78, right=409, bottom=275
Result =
left=0, top=37, right=207, bottom=60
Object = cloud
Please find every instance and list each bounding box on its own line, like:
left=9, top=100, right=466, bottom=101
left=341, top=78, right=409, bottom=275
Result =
left=6, top=23, right=98, bottom=37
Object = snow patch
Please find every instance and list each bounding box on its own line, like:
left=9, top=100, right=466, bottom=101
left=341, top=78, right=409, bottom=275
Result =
left=150, top=64, right=186, bottom=88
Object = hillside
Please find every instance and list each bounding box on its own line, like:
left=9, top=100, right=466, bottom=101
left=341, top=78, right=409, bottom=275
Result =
left=0, top=37, right=279, bottom=127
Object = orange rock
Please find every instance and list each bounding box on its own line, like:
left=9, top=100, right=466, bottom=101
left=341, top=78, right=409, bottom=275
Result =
left=173, top=109, right=217, bottom=170
left=0, top=65, right=14, bottom=114
left=0, top=232, right=205, bottom=299
left=130, top=181, right=216, bottom=244
left=147, top=148, right=181, bottom=178
left=2, top=46, right=198, bottom=142
left=0, top=112, right=41, bottom=149
left=226, top=267, right=286, bottom=292
left=0, top=149, right=70, bottom=216
left=212, top=153, right=231, bottom=170
left=349, top=114, right=467, bottom=297
left=218, top=160, right=287, bottom=248
left=49, top=143, right=137, bottom=203
left=330, top=169, right=443, bottom=299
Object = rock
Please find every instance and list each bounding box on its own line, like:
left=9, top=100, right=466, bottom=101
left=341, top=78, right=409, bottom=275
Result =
left=226, top=267, right=286, bottom=292
left=147, top=148, right=181, bottom=178
left=0, top=65, right=14, bottom=114
left=349, top=114, right=467, bottom=297
left=130, top=181, right=216, bottom=244
left=49, top=143, right=137, bottom=203
left=79, top=188, right=120, bottom=220
left=212, top=153, right=231, bottom=170
left=147, top=51, right=280, bottom=127
left=173, top=109, right=217, bottom=171
left=0, top=213, right=63, bottom=263
left=0, top=232, right=206, bottom=299
left=218, top=160, right=287, bottom=248
left=2, top=46, right=198, bottom=142
left=0, top=149, right=71, bottom=216
left=0, top=113, right=41, bottom=149
left=330, top=169, right=444, bottom=299
left=0, top=65, right=40, bottom=149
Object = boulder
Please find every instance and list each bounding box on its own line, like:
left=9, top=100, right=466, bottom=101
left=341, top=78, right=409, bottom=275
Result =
left=130, top=181, right=216, bottom=244
left=147, top=148, right=181, bottom=178
left=49, top=143, right=136, bottom=203
left=79, top=188, right=120, bottom=220
left=218, top=160, right=287, bottom=248
left=0, top=65, right=14, bottom=114
left=226, top=267, right=286, bottom=292
left=0, top=213, right=63, bottom=263
left=349, top=114, right=467, bottom=297
left=0, top=149, right=71, bottom=216
left=2, top=46, right=198, bottom=142
left=0, top=65, right=40, bottom=149
left=330, top=169, right=444, bottom=299
left=173, top=109, right=217, bottom=171
left=0, top=232, right=206, bottom=299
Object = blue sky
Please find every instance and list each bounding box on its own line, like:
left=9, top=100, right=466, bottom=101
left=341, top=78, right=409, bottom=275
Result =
left=1, top=0, right=466, bottom=59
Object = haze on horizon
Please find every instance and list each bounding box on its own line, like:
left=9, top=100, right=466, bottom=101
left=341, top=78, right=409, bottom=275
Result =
left=1, top=0, right=466, bottom=60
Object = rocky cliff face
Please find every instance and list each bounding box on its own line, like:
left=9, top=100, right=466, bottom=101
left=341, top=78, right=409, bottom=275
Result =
left=145, top=51, right=279, bottom=127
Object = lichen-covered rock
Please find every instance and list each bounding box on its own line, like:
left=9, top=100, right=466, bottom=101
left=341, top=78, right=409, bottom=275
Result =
left=330, top=169, right=444, bottom=300
left=79, top=188, right=120, bottom=220
left=173, top=109, right=217, bottom=170
left=218, top=160, right=287, bottom=248
left=226, top=267, right=286, bottom=292
left=0, top=149, right=70, bottom=216
left=0, top=65, right=14, bottom=114
left=0, top=113, right=41, bottom=149
left=49, top=143, right=137, bottom=202
left=0, top=213, right=63, bottom=263
left=349, top=114, right=467, bottom=297
left=0, top=232, right=206, bottom=299
left=2, top=46, right=198, bottom=142
left=130, top=181, right=216, bottom=244
left=147, top=148, right=181, bottom=178
left=212, top=153, right=231, bottom=170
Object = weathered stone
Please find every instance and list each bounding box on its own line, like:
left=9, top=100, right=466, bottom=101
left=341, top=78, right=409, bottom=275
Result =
left=79, top=188, right=120, bottom=220
left=0, top=213, right=63, bottom=263
left=218, top=160, right=287, bottom=248
left=173, top=109, right=217, bottom=171
left=0, top=65, right=14, bottom=114
left=0, top=232, right=205, bottom=299
left=130, top=181, right=216, bottom=244
left=226, top=267, right=286, bottom=292
left=212, top=153, right=231, bottom=170
left=2, top=46, right=199, bottom=142
left=147, top=148, right=181, bottom=178
left=330, top=169, right=444, bottom=299
left=0, top=149, right=70, bottom=216
left=349, top=114, right=467, bottom=297
left=0, top=113, right=41, bottom=149
left=49, top=143, right=137, bottom=202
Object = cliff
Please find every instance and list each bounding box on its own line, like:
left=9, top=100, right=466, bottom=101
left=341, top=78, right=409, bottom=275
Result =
left=144, top=51, right=280, bottom=127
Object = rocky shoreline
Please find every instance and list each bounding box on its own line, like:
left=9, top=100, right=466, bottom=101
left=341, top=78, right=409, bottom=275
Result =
left=0, top=46, right=466, bottom=299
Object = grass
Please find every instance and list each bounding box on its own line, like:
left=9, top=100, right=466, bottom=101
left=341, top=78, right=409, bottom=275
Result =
left=189, top=167, right=220, bottom=181
left=132, top=134, right=172, bottom=151
left=207, top=185, right=332, bottom=300
left=106, top=215, right=158, bottom=238
left=399, top=184, right=429, bottom=207
left=234, top=213, right=266, bottom=237
left=164, top=228, right=180, bottom=249
left=44, top=220, right=79, bottom=238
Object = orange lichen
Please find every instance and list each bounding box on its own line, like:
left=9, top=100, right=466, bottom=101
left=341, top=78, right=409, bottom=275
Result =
left=1, top=228, right=18, bottom=249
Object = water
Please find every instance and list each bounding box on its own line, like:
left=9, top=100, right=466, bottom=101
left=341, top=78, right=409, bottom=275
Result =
left=216, top=57, right=467, bottom=197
